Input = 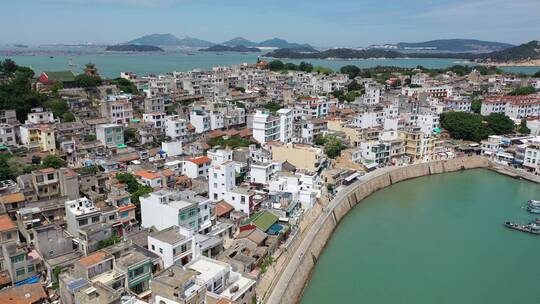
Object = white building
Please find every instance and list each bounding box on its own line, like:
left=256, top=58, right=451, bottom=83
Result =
left=252, top=110, right=280, bottom=144
left=277, top=108, right=293, bottom=143
left=165, top=115, right=188, bottom=141
left=523, top=139, right=540, bottom=173
left=148, top=226, right=194, bottom=267
left=161, top=141, right=183, bottom=157
left=190, top=110, right=211, bottom=133
left=187, top=257, right=256, bottom=304
left=207, top=148, right=233, bottom=165
left=481, top=95, right=540, bottom=119
left=182, top=156, right=211, bottom=179
left=209, top=161, right=236, bottom=202
left=25, top=107, right=55, bottom=124
left=480, top=135, right=503, bottom=156
left=96, top=123, right=124, bottom=148
left=0, top=124, right=16, bottom=147
left=140, top=190, right=199, bottom=231
left=143, top=112, right=166, bottom=132
left=363, top=85, right=382, bottom=105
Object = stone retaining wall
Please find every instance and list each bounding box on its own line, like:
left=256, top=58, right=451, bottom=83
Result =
left=275, top=156, right=494, bottom=304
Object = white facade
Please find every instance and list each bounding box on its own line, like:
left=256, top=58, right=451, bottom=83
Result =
left=277, top=108, right=293, bottom=143
left=0, top=124, right=16, bottom=146
left=252, top=110, right=280, bottom=144
left=148, top=226, right=194, bottom=268
left=142, top=112, right=166, bottom=131
left=209, top=162, right=235, bottom=202
left=165, top=115, right=188, bottom=140
left=207, top=149, right=233, bottom=165
left=161, top=141, right=183, bottom=157
left=190, top=110, right=211, bottom=133
left=26, top=108, right=55, bottom=124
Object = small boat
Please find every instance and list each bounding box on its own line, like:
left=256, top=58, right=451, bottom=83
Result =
left=504, top=221, right=540, bottom=235
left=528, top=200, right=540, bottom=207
left=535, top=218, right=540, bottom=224
left=527, top=207, right=540, bottom=214
left=68, top=59, right=75, bottom=67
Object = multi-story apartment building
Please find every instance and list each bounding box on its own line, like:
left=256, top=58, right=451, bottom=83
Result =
left=96, top=123, right=124, bottom=148
left=100, top=95, right=134, bottom=124
left=19, top=124, right=56, bottom=153
left=253, top=109, right=293, bottom=144
left=151, top=264, right=206, bottom=304
left=0, top=124, right=16, bottom=147
left=189, top=110, right=211, bottom=133
left=209, top=161, right=236, bottom=202
left=140, top=190, right=200, bottom=231
left=480, top=95, right=540, bottom=119
left=270, top=143, right=325, bottom=172
left=165, top=115, right=188, bottom=141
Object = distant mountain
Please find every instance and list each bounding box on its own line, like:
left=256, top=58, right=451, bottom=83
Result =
left=265, top=48, right=403, bottom=59
left=222, top=37, right=259, bottom=47
left=126, top=34, right=214, bottom=47
left=200, top=45, right=261, bottom=52
left=176, top=36, right=214, bottom=48
left=258, top=38, right=314, bottom=50
left=394, top=39, right=514, bottom=52
left=127, top=34, right=182, bottom=46
left=221, top=37, right=315, bottom=50
left=482, top=40, right=540, bottom=62
left=106, top=44, right=164, bottom=52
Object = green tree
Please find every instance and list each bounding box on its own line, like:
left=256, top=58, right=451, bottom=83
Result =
left=263, top=101, right=283, bottom=113
left=485, top=113, right=515, bottom=135
left=268, top=60, right=284, bottom=71
left=0, top=157, right=16, bottom=180
left=109, top=78, right=138, bottom=94
left=340, top=65, right=360, bottom=79
left=440, top=112, right=493, bottom=142
left=518, top=118, right=531, bottom=134
left=116, top=173, right=140, bottom=193
left=42, top=154, right=66, bottom=169
left=75, top=74, right=102, bottom=88
left=508, top=86, right=536, bottom=96
left=314, top=66, right=333, bottom=75
left=97, top=235, right=121, bottom=250
left=62, top=112, right=76, bottom=122
left=471, top=97, right=481, bottom=114
left=298, top=62, right=313, bottom=72
left=347, top=80, right=363, bottom=91
left=124, top=128, right=137, bottom=142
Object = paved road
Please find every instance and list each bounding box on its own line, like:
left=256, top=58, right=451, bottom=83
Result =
left=265, top=166, right=397, bottom=304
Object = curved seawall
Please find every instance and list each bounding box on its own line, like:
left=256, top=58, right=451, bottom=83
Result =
left=266, top=156, right=493, bottom=304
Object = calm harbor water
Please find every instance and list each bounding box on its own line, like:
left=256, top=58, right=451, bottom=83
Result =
left=301, top=169, right=540, bottom=304
left=1, top=50, right=538, bottom=78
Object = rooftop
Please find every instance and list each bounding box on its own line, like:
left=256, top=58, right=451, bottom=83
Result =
left=149, top=226, right=187, bottom=245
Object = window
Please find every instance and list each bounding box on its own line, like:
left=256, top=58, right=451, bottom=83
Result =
left=15, top=268, right=25, bottom=277
left=181, top=244, right=187, bottom=253
left=91, top=216, right=100, bottom=223
left=27, top=265, right=35, bottom=273
left=11, top=255, right=24, bottom=264
left=47, top=173, right=55, bottom=180
left=159, top=248, right=163, bottom=254
left=151, top=244, right=155, bottom=250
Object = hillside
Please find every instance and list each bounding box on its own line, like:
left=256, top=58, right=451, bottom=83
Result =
left=395, top=39, right=514, bottom=52
left=258, top=38, right=314, bottom=50
left=265, top=48, right=403, bottom=59
left=126, top=33, right=214, bottom=47
left=221, top=37, right=259, bottom=47
left=482, top=40, right=540, bottom=62
left=200, top=45, right=261, bottom=52
left=105, top=44, right=164, bottom=52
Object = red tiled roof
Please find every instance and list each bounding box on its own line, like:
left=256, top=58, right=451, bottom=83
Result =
left=134, top=170, right=160, bottom=180
left=0, top=283, right=46, bottom=304
left=118, top=204, right=136, bottom=212
left=0, top=193, right=25, bottom=204
left=216, top=200, right=234, bottom=217
left=185, top=156, right=211, bottom=165
left=78, top=251, right=108, bottom=267
left=0, top=215, right=16, bottom=232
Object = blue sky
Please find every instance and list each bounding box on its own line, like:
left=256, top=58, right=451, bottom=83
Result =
left=2, top=0, right=539, bottom=46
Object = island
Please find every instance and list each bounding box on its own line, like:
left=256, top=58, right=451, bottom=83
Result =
left=105, top=44, right=164, bottom=52
left=199, top=44, right=261, bottom=52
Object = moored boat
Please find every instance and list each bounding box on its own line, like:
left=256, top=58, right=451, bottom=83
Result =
left=504, top=221, right=540, bottom=235
left=528, top=200, right=540, bottom=207
left=527, top=207, right=540, bottom=214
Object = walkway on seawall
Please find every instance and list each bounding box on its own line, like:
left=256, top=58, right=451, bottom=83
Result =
left=264, top=157, right=492, bottom=304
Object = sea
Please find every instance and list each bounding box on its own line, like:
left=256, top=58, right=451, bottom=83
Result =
left=1, top=46, right=538, bottom=78
left=301, top=169, right=540, bottom=304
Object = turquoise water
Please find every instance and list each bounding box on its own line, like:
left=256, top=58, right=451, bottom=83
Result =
left=301, top=169, right=540, bottom=304
left=2, top=51, right=538, bottom=78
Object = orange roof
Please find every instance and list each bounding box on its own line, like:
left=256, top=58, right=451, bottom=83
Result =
left=0, top=192, right=25, bottom=204
left=118, top=204, right=136, bottom=212
left=0, top=283, right=46, bottom=304
left=207, top=130, right=225, bottom=139
left=216, top=200, right=234, bottom=217
left=37, top=167, right=55, bottom=174
left=176, top=175, right=190, bottom=184
left=0, top=215, right=16, bottom=232
left=185, top=156, right=211, bottom=165
left=118, top=153, right=140, bottom=163
left=78, top=251, right=108, bottom=267
left=134, top=170, right=160, bottom=180
left=161, top=168, right=175, bottom=177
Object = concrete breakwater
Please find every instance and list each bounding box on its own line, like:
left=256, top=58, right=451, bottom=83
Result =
left=267, top=156, right=497, bottom=304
